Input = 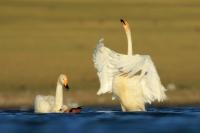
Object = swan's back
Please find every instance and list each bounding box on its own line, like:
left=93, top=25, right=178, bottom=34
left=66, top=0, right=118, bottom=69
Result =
left=34, top=95, right=55, bottom=113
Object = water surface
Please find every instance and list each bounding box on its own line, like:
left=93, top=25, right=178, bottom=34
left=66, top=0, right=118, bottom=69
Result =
left=0, top=107, right=200, bottom=133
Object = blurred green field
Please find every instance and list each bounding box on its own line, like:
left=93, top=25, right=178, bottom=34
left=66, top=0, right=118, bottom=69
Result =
left=0, top=0, right=200, bottom=107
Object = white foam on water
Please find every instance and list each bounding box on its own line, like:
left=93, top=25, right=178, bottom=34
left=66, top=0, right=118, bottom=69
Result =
left=96, top=110, right=119, bottom=113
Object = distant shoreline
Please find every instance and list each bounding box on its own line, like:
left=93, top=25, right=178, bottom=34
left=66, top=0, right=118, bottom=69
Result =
left=0, top=89, right=200, bottom=109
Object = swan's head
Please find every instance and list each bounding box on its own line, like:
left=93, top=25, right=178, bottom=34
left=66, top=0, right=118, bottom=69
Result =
left=58, top=74, right=69, bottom=90
left=120, top=19, right=130, bottom=32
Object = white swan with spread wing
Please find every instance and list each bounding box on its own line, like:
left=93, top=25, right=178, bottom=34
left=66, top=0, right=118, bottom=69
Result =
left=93, top=19, right=166, bottom=111
left=34, top=74, right=69, bottom=113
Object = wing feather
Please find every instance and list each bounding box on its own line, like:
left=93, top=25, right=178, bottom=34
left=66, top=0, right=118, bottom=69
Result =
left=115, top=55, right=166, bottom=103
left=140, top=56, right=166, bottom=103
left=93, top=39, right=119, bottom=95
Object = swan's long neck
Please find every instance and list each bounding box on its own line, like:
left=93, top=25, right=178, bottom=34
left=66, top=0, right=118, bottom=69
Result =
left=55, top=82, right=63, bottom=110
left=126, top=30, right=133, bottom=55
left=121, top=19, right=133, bottom=55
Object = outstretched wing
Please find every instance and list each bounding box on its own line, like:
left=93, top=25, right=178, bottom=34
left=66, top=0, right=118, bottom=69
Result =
left=93, top=39, right=120, bottom=95
left=115, top=55, right=166, bottom=103
left=140, top=56, right=166, bottom=103
left=93, top=39, right=166, bottom=103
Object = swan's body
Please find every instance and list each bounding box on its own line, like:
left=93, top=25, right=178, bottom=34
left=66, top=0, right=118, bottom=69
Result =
left=93, top=19, right=166, bottom=111
left=113, top=75, right=145, bottom=111
left=34, top=74, right=69, bottom=113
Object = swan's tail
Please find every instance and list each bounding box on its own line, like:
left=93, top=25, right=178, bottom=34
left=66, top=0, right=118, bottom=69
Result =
left=120, top=19, right=133, bottom=55
left=34, top=95, right=44, bottom=113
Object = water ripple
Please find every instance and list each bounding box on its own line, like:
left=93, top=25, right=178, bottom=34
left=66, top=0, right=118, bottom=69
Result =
left=0, top=107, right=200, bottom=133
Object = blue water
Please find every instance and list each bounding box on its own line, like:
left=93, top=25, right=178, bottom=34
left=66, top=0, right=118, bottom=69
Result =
left=0, top=107, right=200, bottom=133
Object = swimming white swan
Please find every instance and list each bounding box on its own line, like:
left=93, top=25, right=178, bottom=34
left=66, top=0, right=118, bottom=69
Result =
left=93, top=19, right=166, bottom=112
left=34, top=74, right=69, bottom=113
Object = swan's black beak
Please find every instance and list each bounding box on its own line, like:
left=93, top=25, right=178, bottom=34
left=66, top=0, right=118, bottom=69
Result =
left=64, top=84, right=70, bottom=91
left=64, top=79, right=69, bottom=91
left=120, top=19, right=126, bottom=25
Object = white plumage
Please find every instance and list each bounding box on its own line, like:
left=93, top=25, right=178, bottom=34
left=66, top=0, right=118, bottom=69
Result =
left=93, top=19, right=166, bottom=111
left=34, top=74, right=69, bottom=113
left=34, top=95, right=55, bottom=113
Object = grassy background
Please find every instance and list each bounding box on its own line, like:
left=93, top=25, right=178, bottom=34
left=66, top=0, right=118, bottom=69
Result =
left=0, top=0, right=200, bottom=107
